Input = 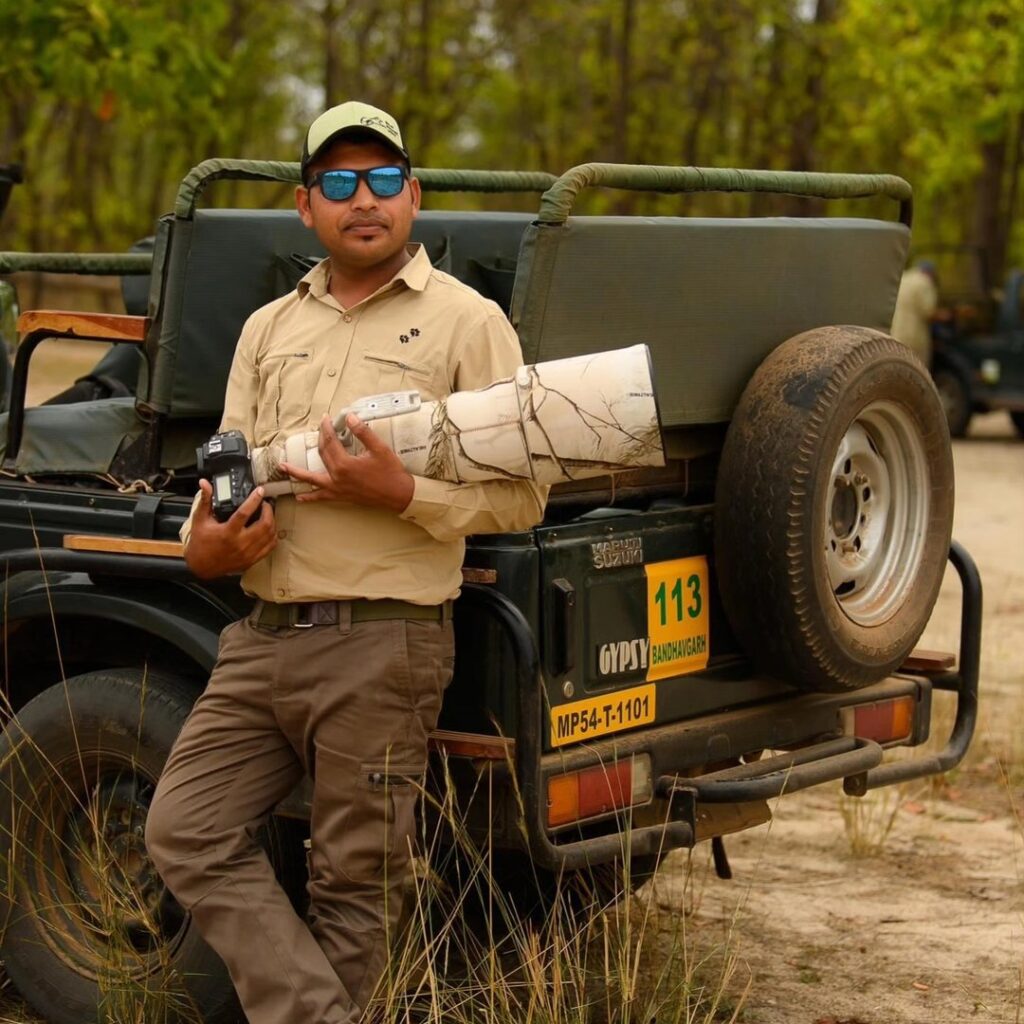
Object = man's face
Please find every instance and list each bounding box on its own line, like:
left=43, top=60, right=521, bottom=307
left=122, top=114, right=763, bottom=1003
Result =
left=296, top=139, right=420, bottom=271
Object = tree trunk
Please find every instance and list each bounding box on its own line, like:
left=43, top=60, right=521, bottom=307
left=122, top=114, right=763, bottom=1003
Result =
left=324, top=0, right=341, bottom=105
left=997, top=112, right=1024, bottom=285
left=613, top=0, right=635, bottom=164
left=785, top=0, right=836, bottom=216
left=970, top=136, right=1009, bottom=295
left=415, top=0, right=433, bottom=164
left=680, top=14, right=723, bottom=169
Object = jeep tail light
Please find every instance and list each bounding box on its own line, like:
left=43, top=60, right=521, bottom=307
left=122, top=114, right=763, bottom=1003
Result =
left=843, top=696, right=915, bottom=745
left=547, top=754, right=653, bottom=828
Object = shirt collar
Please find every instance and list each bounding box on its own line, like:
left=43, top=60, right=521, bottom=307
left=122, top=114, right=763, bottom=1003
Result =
left=297, top=243, right=432, bottom=299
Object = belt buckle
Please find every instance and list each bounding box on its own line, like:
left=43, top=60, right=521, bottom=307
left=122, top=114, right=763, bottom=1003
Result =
left=291, top=603, right=315, bottom=629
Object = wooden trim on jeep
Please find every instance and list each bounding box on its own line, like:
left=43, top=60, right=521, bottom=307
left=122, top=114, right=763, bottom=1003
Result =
left=901, top=648, right=956, bottom=673
left=62, top=535, right=502, bottom=589
left=427, top=729, right=514, bottom=760
left=17, top=310, right=149, bottom=343
left=63, top=535, right=184, bottom=558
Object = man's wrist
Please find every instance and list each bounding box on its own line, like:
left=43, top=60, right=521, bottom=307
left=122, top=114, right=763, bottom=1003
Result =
left=391, top=472, right=415, bottom=513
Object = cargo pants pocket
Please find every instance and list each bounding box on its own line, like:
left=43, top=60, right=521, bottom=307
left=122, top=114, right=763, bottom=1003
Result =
left=311, top=746, right=424, bottom=887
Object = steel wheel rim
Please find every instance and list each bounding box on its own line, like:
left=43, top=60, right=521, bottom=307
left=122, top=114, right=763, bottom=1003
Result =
left=823, top=399, right=929, bottom=626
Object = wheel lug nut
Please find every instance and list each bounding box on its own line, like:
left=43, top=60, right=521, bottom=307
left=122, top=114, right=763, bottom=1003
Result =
left=854, top=472, right=867, bottom=485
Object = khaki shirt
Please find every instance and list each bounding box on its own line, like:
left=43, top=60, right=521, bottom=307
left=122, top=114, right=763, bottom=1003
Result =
left=182, top=244, right=547, bottom=604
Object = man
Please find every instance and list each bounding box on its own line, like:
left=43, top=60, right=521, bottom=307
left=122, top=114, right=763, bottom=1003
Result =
left=890, top=259, right=939, bottom=366
left=145, top=101, right=546, bottom=1024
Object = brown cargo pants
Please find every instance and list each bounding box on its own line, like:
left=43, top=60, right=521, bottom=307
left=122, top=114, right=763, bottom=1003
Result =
left=145, top=602, right=454, bottom=1024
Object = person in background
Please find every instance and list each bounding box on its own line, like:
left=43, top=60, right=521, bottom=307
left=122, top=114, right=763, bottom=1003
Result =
left=891, top=259, right=939, bottom=366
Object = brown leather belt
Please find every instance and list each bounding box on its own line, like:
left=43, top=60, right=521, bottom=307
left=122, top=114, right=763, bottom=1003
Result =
left=253, top=598, right=450, bottom=629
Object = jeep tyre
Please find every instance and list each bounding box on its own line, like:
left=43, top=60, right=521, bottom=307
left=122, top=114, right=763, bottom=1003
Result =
left=715, top=326, right=954, bottom=692
left=0, top=668, right=304, bottom=1024
left=932, top=365, right=972, bottom=438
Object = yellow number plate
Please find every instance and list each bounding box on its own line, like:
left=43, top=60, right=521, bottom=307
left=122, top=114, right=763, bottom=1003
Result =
left=550, top=684, right=656, bottom=748
left=645, top=556, right=710, bottom=680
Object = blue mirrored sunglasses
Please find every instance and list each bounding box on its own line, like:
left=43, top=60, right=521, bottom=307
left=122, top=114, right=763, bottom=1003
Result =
left=307, top=166, right=408, bottom=201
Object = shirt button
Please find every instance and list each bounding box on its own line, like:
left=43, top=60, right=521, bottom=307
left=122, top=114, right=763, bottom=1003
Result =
left=343, top=314, right=353, bottom=323
left=277, top=529, right=288, bottom=539
left=276, top=588, right=286, bottom=597
left=327, top=368, right=337, bottom=377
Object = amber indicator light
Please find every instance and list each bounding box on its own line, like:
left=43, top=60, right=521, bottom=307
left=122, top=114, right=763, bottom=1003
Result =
left=546, top=756, right=652, bottom=828
left=850, top=695, right=915, bottom=744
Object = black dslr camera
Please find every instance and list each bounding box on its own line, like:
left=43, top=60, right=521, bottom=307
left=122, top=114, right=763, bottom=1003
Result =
left=196, top=430, right=256, bottom=522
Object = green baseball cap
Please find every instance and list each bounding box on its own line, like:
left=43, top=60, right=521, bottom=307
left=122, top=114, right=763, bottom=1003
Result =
left=301, top=101, right=409, bottom=173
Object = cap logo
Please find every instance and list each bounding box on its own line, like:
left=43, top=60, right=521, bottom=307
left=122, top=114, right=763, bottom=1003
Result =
left=361, top=115, right=399, bottom=138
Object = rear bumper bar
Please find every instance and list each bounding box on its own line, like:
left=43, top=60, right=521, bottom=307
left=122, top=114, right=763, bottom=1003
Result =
left=505, top=541, right=980, bottom=871
left=845, top=540, right=980, bottom=795
left=658, top=735, right=884, bottom=804
left=657, top=540, right=980, bottom=804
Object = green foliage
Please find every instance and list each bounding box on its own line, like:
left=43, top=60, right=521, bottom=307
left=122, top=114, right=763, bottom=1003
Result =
left=2, top=0, right=1024, bottom=287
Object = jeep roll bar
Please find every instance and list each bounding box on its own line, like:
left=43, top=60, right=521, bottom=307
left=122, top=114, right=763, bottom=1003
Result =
left=0, top=161, right=558, bottom=276
left=173, top=159, right=558, bottom=219
left=536, top=163, right=914, bottom=227
left=0, top=160, right=912, bottom=276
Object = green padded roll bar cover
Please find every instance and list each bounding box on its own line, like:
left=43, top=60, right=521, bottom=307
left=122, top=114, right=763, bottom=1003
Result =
left=0, top=252, right=153, bottom=275
left=174, top=158, right=557, bottom=219
left=537, top=163, right=913, bottom=226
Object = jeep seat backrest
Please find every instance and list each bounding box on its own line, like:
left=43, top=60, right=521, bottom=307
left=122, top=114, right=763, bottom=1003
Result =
left=141, top=209, right=325, bottom=421
left=510, top=215, right=911, bottom=429
left=140, top=208, right=534, bottom=424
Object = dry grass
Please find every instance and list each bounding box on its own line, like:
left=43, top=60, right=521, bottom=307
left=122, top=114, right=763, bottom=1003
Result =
left=837, top=785, right=908, bottom=858
left=362, top=758, right=749, bottom=1024
left=0, top=687, right=750, bottom=1024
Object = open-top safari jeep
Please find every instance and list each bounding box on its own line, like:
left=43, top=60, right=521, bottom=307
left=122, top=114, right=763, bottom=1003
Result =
left=0, top=161, right=979, bottom=1024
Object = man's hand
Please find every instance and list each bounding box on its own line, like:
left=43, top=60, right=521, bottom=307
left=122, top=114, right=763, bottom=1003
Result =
left=184, top=481, right=278, bottom=579
left=282, top=413, right=415, bottom=512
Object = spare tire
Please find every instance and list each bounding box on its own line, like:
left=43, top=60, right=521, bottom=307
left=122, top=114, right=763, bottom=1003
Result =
left=715, top=326, right=954, bottom=692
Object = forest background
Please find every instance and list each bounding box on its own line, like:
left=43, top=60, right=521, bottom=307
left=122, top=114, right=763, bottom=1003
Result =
left=2, top=0, right=1024, bottom=302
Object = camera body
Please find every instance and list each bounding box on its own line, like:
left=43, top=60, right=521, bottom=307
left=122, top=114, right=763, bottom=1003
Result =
left=196, top=430, right=256, bottom=522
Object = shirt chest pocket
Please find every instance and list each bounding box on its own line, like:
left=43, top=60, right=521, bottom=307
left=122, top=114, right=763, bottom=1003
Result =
left=255, top=351, right=314, bottom=438
left=361, top=349, right=443, bottom=400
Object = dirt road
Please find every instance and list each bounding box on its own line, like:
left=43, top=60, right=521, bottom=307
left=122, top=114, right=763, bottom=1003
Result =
left=670, top=412, right=1024, bottom=1023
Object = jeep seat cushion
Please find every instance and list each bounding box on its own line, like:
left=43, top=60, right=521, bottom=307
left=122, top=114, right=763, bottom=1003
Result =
left=0, top=397, right=142, bottom=475
left=510, top=216, right=911, bottom=426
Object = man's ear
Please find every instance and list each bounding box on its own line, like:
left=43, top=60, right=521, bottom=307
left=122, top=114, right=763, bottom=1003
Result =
left=409, top=176, right=421, bottom=220
left=296, top=184, right=313, bottom=228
